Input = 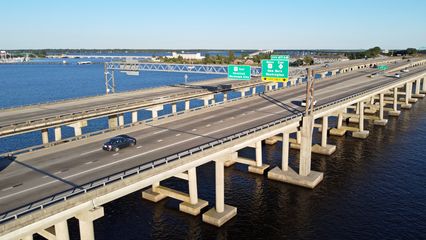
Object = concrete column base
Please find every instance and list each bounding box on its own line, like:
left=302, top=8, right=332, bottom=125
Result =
left=142, top=189, right=167, bottom=202
left=412, top=93, right=425, bottom=98
left=330, top=128, right=347, bottom=136
left=348, top=117, right=359, bottom=123
left=364, top=109, right=377, bottom=114
left=224, top=160, right=236, bottom=167
left=352, top=130, right=370, bottom=139
left=373, top=119, right=388, bottom=126
left=409, top=98, right=418, bottom=103
left=248, top=164, right=270, bottom=175
left=290, top=142, right=300, bottom=149
left=420, top=90, right=426, bottom=94
left=267, top=167, right=323, bottom=189
left=401, top=104, right=412, bottom=109
left=179, top=199, right=209, bottom=216
left=312, top=144, right=336, bottom=156
left=265, top=138, right=278, bottom=145
left=202, top=205, right=237, bottom=227
left=388, top=110, right=401, bottom=116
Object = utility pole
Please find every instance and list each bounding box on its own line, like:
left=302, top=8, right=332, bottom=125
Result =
left=305, top=68, right=316, bottom=116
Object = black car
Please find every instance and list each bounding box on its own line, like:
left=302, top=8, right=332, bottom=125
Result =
left=102, top=135, right=137, bottom=152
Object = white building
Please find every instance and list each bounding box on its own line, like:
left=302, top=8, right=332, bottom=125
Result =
left=167, top=52, right=205, bottom=60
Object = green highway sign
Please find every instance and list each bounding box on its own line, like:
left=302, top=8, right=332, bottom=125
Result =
left=261, top=59, right=289, bottom=82
left=377, top=65, right=388, bottom=70
left=227, top=65, right=251, bottom=80
left=271, top=55, right=290, bottom=60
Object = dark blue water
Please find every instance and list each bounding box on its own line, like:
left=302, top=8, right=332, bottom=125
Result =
left=1, top=64, right=425, bottom=239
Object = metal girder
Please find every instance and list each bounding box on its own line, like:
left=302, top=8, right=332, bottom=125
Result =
left=104, top=61, right=262, bottom=94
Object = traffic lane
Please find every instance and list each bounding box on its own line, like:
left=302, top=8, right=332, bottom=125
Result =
left=0, top=70, right=405, bottom=211
left=0, top=77, right=249, bottom=125
left=0, top=62, right=387, bottom=126
left=2, top=63, right=424, bottom=208
left=0, top=66, right=399, bottom=185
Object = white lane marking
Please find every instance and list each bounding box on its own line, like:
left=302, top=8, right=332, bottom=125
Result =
left=203, top=116, right=215, bottom=120
left=192, top=129, right=197, bottom=131
left=79, top=149, right=102, bottom=156
left=54, top=171, right=61, bottom=175
left=157, top=139, right=163, bottom=142
left=137, top=146, right=142, bottom=149
left=1, top=187, right=13, bottom=192
left=0, top=113, right=275, bottom=200
left=85, top=161, right=93, bottom=165
left=113, top=153, right=119, bottom=156
left=153, top=129, right=168, bottom=135
left=176, top=133, right=181, bottom=136
left=219, top=120, right=223, bottom=123
left=206, top=124, right=211, bottom=127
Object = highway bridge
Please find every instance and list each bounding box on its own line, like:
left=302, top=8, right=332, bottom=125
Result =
left=0, top=57, right=401, bottom=147
left=0, top=58, right=425, bottom=240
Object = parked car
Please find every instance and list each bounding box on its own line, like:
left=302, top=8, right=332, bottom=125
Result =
left=103, top=135, right=137, bottom=152
left=394, top=73, right=401, bottom=78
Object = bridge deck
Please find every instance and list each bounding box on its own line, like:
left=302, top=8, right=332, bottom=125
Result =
left=1, top=64, right=425, bottom=215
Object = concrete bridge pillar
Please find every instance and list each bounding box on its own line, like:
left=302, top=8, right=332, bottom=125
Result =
left=353, top=101, right=369, bottom=139
left=282, top=131, right=290, bottom=171
left=389, top=87, right=401, bottom=116
left=131, top=111, right=138, bottom=123
left=374, top=93, right=388, bottom=126
left=407, top=82, right=417, bottom=103
left=202, top=160, right=237, bottom=227
left=108, top=115, right=118, bottom=128
left=330, top=110, right=347, bottom=136
left=150, top=106, right=163, bottom=119
left=268, top=116, right=323, bottom=188
left=248, top=141, right=269, bottom=174
left=75, top=207, right=104, bottom=240
left=185, top=100, right=190, bottom=110
left=420, top=77, right=426, bottom=94
left=312, top=116, right=336, bottom=155
left=412, top=78, right=425, bottom=98
left=67, top=121, right=86, bottom=137
left=41, top=129, right=49, bottom=144
left=171, top=103, right=177, bottom=114
left=55, top=220, right=70, bottom=240
left=54, top=127, right=62, bottom=141
left=402, top=83, right=413, bottom=109
left=178, top=167, right=209, bottom=215
left=118, top=113, right=124, bottom=126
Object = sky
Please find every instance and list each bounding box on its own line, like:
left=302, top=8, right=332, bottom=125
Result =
left=1, top=0, right=425, bottom=50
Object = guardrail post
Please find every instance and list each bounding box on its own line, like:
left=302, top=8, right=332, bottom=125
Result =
left=171, top=103, right=177, bottom=114
left=185, top=100, right=190, bottom=110
left=108, top=115, right=118, bottom=128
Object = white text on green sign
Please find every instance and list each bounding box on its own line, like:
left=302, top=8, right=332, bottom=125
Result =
left=271, top=55, right=290, bottom=60
left=261, top=59, right=289, bottom=82
left=227, top=65, right=251, bottom=80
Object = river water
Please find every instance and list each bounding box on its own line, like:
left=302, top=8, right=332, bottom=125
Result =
left=0, top=62, right=425, bottom=239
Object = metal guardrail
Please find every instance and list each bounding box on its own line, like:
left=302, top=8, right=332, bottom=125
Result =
left=1, top=66, right=424, bottom=224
